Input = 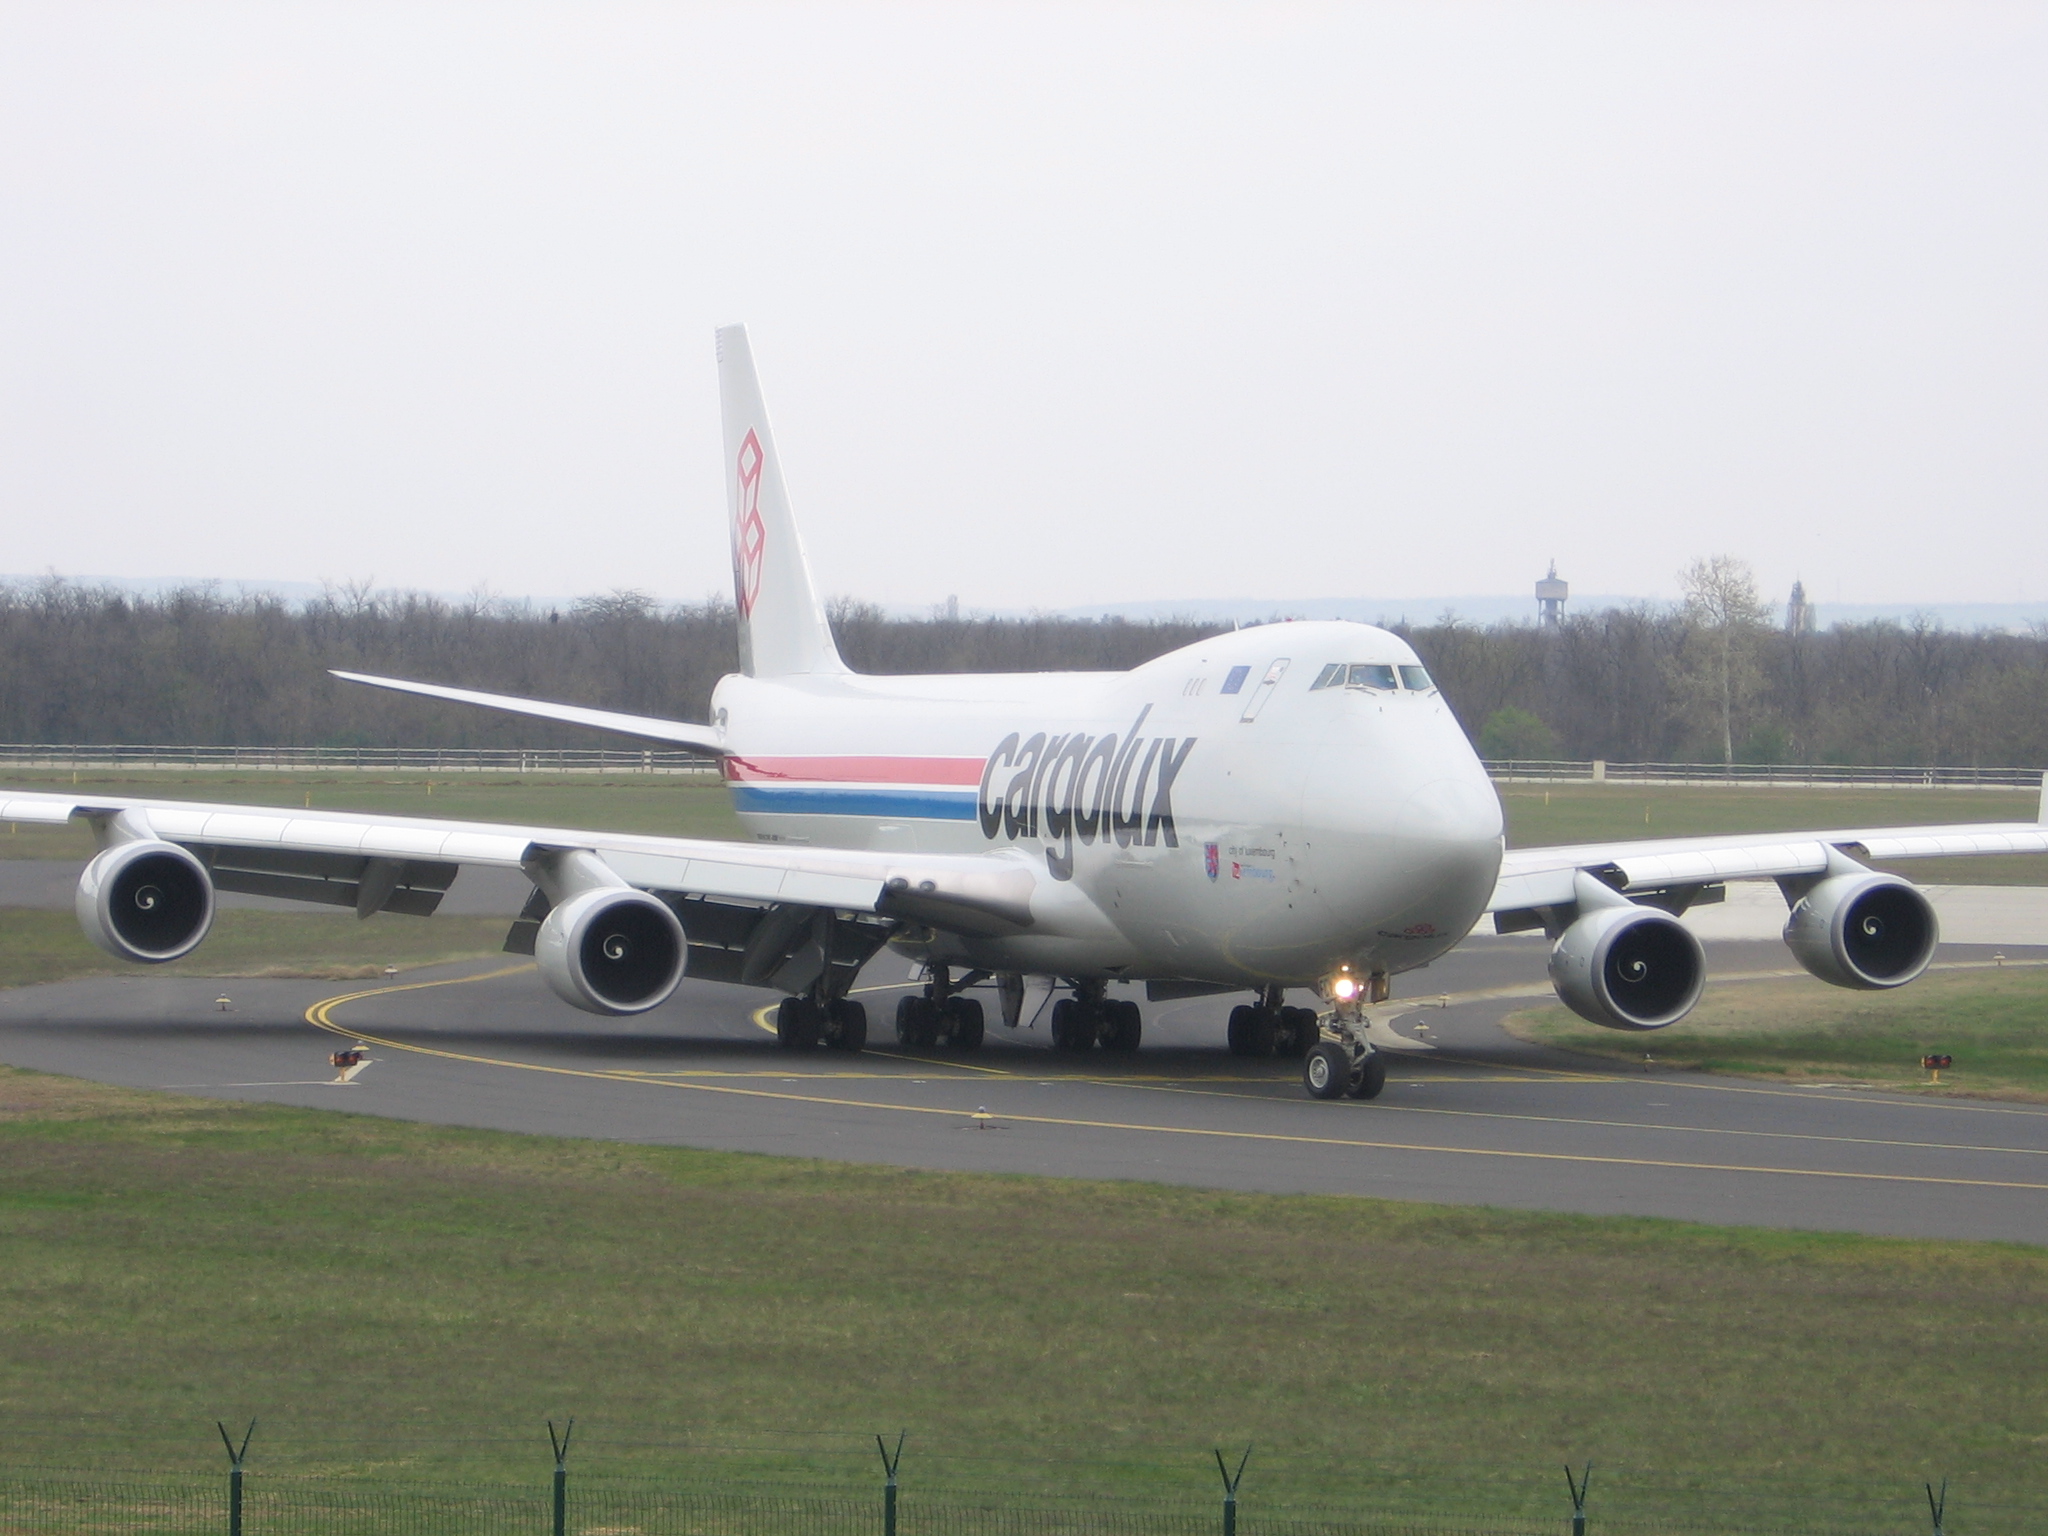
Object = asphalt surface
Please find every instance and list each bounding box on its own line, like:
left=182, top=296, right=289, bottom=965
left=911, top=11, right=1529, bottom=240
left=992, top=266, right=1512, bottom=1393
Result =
left=2, top=927, right=2043, bottom=1245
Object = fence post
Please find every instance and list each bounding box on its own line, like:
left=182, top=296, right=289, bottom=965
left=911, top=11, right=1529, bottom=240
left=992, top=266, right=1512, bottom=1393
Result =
left=876, top=1431, right=905, bottom=1536
left=216, top=1420, right=255, bottom=1536
left=1926, top=1477, right=1947, bottom=1536
left=1563, top=1463, right=1591, bottom=1536
left=548, top=1420, right=574, bottom=1536
left=1214, top=1446, right=1251, bottom=1536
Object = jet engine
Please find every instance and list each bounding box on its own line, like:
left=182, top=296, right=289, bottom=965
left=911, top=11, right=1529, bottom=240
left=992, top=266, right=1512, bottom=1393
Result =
left=1548, top=903, right=1705, bottom=1031
left=1783, top=870, right=1938, bottom=990
left=534, top=887, right=687, bottom=1015
left=76, top=840, right=216, bottom=963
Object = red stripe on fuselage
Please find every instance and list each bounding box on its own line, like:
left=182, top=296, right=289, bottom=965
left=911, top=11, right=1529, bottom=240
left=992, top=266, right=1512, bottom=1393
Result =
left=722, top=755, right=986, bottom=786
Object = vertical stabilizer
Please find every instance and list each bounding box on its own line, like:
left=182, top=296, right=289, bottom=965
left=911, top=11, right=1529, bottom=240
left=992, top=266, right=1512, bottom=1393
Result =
left=716, top=325, right=848, bottom=678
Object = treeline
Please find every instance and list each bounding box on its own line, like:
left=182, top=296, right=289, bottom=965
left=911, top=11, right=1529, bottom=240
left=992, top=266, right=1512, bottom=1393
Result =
left=1401, top=608, right=2048, bottom=767
left=0, top=582, right=1222, bottom=751
left=2, top=579, right=2045, bottom=766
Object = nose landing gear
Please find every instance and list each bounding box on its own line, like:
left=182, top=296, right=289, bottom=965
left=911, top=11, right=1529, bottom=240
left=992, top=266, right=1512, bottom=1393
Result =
left=1301, top=971, right=1389, bottom=1100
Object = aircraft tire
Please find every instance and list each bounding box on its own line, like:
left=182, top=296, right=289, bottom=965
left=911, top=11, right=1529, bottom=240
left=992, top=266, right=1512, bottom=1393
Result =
left=1279, top=1006, right=1317, bottom=1058
left=778, top=996, right=821, bottom=1050
left=1346, top=1051, right=1388, bottom=1101
left=828, top=998, right=868, bottom=1052
left=1102, top=999, right=1142, bottom=1053
left=1303, top=1042, right=1350, bottom=1099
left=1244, top=1009, right=1277, bottom=1058
left=1051, top=998, right=1094, bottom=1052
left=1225, top=1005, right=1257, bottom=1056
left=895, top=995, right=938, bottom=1049
left=946, top=996, right=985, bottom=1051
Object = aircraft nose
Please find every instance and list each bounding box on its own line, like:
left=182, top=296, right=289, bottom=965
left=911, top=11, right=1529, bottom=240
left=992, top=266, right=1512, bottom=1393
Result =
left=1401, top=772, right=1504, bottom=855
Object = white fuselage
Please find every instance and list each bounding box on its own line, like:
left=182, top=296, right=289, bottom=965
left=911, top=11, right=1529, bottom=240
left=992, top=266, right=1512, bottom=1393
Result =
left=711, top=621, right=1504, bottom=988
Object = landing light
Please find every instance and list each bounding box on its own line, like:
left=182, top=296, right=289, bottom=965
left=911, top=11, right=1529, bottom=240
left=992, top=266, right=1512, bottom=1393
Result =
left=1330, top=973, right=1361, bottom=1002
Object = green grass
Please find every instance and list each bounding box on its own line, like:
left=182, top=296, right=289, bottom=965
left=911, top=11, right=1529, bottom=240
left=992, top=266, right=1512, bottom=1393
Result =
left=1505, top=964, right=2048, bottom=1101
left=0, top=769, right=744, bottom=860
left=0, top=909, right=510, bottom=988
left=1, top=1067, right=2045, bottom=1527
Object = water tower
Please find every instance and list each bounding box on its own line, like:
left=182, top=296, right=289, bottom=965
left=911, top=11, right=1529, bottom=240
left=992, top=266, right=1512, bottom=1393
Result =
left=1535, top=561, right=1569, bottom=628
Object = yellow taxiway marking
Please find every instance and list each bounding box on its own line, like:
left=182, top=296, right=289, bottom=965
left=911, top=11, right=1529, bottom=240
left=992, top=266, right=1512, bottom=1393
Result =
left=303, top=972, right=2048, bottom=1196
left=1419, top=1047, right=2048, bottom=1119
left=1362, top=1098, right=2048, bottom=1161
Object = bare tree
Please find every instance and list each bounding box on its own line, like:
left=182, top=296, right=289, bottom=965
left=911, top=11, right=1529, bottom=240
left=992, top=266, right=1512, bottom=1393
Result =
left=1674, top=555, right=1772, bottom=765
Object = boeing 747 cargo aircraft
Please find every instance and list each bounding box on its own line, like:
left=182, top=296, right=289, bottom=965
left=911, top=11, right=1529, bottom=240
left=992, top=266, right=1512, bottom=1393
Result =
left=12, top=328, right=2045, bottom=1098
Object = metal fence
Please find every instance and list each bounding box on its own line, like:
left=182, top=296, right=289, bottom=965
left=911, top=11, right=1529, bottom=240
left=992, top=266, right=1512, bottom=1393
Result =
left=0, top=1471, right=1954, bottom=1536
left=0, top=1428, right=2007, bottom=1536
left=0, top=743, right=2040, bottom=790
left=1483, top=759, right=2046, bottom=789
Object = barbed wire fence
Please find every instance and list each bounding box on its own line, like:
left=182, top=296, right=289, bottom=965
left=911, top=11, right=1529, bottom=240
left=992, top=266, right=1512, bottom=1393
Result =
left=0, top=1420, right=2020, bottom=1536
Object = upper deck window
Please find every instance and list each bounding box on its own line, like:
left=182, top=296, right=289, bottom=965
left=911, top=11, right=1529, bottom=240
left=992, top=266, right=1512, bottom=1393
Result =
left=1220, top=665, right=1251, bottom=695
left=1399, top=665, right=1434, bottom=691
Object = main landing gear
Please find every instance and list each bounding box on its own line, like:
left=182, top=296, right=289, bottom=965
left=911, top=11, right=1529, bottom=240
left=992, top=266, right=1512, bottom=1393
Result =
left=1225, top=986, right=1319, bottom=1059
left=774, top=992, right=868, bottom=1052
left=894, top=965, right=988, bottom=1052
left=1048, top=981, right=1143, bottom=1054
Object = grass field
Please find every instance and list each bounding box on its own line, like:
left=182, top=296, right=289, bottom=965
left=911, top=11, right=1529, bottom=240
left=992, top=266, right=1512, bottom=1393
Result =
left=2, top=1064, right=2044, bottom=1527
left=1506, top=963, right=2048, bottom=1101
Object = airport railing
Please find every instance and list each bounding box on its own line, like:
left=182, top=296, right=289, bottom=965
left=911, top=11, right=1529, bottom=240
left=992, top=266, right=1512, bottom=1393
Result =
left=0, top=743, right=717, bottom=775
left=0, top=744, right=2040, bottom=790
left=0, top=1429, right=2020, bottom=1536
left=0, top=1467, right=1978, bottom=1536
left=1484, top=759, right=2046, bottom=789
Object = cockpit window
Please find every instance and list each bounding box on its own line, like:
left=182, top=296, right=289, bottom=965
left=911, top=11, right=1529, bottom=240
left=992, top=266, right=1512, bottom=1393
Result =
left=1399, top=665, right=1434, bottom=691
left=1310, top=663, right=1344, bottom=691
left=1347, top=664, right=1398, bottom=691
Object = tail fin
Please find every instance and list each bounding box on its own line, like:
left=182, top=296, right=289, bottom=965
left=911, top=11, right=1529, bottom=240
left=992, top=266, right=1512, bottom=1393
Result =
left=716, top=325, right=847, bottom=678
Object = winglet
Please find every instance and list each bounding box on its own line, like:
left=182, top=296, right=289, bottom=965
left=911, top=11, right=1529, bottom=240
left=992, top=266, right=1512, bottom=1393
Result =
left=716, top=325, right=849, bottom=679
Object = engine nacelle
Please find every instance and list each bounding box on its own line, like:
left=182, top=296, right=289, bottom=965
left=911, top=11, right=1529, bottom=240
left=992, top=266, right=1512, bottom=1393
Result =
left=76, top=840, right=216, bottom=963
left=1784, top=872, right=1938, bottom=990
left=534, top=887, right=687, bottom=1016
left=1548, top=904, right=1705, bottom=1031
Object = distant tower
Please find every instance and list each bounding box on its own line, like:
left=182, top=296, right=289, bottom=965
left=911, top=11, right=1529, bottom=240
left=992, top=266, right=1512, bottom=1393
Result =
left=946, top=594, right=959, bottom=622
left=1786, top=580, right=1813, bottom=636
left=1535, top=561, right=1569, bottom=628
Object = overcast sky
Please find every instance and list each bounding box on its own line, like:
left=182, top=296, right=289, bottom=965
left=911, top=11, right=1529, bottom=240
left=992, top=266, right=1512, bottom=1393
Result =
left=2, top=3, right=2043, bottom=614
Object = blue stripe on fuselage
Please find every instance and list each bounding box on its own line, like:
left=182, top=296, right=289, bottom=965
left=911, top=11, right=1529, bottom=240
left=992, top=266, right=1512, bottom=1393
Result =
left=728, top=785, right=980, bottom=820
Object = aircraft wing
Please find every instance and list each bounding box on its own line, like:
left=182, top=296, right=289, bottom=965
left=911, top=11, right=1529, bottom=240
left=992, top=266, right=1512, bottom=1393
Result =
left=329, top=670, right=725, bottom=754
left=2, top=787, right=1044, bottom=979
left=1489, top=776, right=2048, bottom=917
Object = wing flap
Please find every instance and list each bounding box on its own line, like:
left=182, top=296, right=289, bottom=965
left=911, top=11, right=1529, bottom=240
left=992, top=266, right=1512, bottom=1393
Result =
left=2, top=797, right=75, bottom=824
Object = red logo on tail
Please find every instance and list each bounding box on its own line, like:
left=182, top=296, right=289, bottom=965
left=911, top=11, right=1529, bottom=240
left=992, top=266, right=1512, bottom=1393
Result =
left=734, top=430, right=768, bottom=618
